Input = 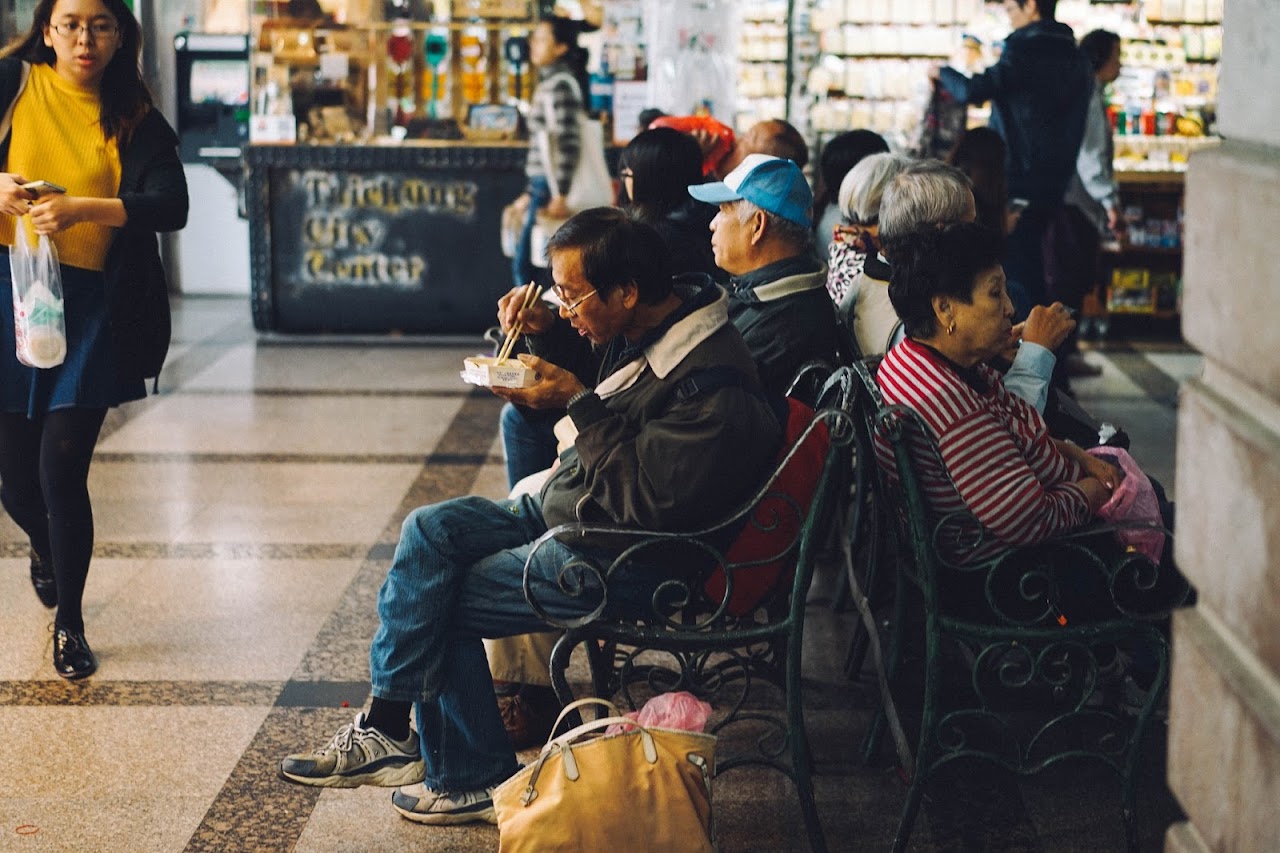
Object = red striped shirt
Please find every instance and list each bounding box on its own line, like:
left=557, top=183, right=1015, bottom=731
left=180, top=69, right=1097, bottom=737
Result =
left=875, top=338, right=1090, bottom=564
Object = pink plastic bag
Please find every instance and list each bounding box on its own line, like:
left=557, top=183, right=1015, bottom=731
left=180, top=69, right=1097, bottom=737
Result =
left=1085, top=446, right=1166, bottom=563
left=605, top=691, right=713, bottom=735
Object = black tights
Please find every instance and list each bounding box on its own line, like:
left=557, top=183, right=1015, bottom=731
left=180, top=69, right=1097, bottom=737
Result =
left=0, top=408, right=107, bottom=634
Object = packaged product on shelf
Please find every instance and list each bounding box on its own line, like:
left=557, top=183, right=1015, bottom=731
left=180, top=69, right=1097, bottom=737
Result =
left=1109, top=268, right=1153, bottom=313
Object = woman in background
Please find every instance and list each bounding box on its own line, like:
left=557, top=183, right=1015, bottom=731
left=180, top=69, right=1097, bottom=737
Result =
left=619, top=126, right=719, bottom=280
left=509, top=15, right=592, bottom=288
left=812, top=128, right=888, bottom=257
left=0, top=0, right=188, bottom=678
left=825, top=152, right=914, bottom=355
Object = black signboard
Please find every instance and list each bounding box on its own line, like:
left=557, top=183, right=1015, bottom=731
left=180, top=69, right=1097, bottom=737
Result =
left=247, top=144, right=529, bottom=334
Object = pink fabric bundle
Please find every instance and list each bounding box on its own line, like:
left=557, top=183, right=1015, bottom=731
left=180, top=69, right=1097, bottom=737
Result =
left=1085, top=446, right=1166, bottom=562
left=605, top=691, right=713, bottom=735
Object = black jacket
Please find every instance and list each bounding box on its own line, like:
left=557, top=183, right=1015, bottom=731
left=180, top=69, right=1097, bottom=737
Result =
left=0, top=58, right=189, bottom=383
left=727, top=255, right=840, bottom=395
left=939, top=20, right=1093, bottom=205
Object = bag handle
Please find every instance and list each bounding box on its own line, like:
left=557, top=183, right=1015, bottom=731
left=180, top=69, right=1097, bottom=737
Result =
left=547, top=696, right=620, bottom=739
left=519, top=714, right=660, bottom=806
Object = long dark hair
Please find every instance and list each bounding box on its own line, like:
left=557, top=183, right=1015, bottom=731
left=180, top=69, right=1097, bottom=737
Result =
left=3, top=0, right=152, bottom=144
left=619, top=127, right=702, bottom=220
left=813, top=129, right=889, bottom=222
left=946, top=127, right=1008, bottom=234
left=540, top=15, right=591, bottom=114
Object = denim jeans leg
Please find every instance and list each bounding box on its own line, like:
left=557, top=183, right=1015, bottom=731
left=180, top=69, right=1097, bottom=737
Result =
left=372, top=493, right=627, bottom=791
left=416, top=512, right=662, bottom=791
left=499, top=402, right=561, bottom=489
left=512, top=177, right=550, bottom=288
left=370, top=495, right=549, bottom=705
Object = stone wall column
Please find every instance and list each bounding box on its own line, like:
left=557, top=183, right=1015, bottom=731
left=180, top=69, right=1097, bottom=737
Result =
left=1168, top=0, right=1280, bottom=850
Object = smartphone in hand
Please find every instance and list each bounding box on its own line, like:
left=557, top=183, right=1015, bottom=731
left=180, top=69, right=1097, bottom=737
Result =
left=21, top=180, right=66, bottom=196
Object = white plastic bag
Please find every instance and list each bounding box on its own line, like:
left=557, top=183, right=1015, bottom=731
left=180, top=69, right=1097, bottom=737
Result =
left=10, top=221, right=66, bottom=369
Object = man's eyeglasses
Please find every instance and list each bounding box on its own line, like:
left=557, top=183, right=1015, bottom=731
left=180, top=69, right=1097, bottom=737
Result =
left=619, top=169, right=634, bottom=179
left=554, top=286, right=597, bottom=317
left=51, top=21, right=119, bottom=40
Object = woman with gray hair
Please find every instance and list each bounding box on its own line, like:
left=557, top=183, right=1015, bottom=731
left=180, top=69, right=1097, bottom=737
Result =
left=825, top=152, right=914, bottom=355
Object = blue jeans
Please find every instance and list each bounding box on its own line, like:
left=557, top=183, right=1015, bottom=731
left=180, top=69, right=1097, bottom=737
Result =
left=511, top=177, right=551, bottom=289
left=500, top=402, right=561, bottom=489
left=369, top=493, right=656, bottom=791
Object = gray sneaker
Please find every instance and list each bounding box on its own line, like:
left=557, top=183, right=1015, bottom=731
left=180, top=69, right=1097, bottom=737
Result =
left=279, top=712, right=424, bottom=788
left=391, top=782, right=498, bottom=825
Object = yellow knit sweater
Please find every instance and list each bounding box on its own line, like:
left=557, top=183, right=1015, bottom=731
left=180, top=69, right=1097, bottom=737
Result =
left=1, top=63, right=122, bottom=271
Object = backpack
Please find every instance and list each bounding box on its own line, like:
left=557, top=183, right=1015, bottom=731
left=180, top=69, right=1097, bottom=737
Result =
left=669, top=367, right=832, bottom=616
left=705, top=396, right=830, bottom=615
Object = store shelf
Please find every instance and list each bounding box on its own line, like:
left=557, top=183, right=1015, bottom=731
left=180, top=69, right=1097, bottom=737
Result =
left=825, top=52, right=948, bottom=59
left=1116, top=170, right=1188, bottom=186
left=1102, top=243, right=1182, bottom=257
left=1145, top=19, right=1222, bottom=25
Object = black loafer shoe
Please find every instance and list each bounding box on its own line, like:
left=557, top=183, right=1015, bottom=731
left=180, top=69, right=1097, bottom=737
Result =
left=53, top=626, right=97, bottom=680
left=29, top=551, right=57, bottom=609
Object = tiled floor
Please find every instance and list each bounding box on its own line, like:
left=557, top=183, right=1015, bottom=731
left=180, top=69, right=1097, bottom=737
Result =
left=0, top=297, right=1195, bottom=851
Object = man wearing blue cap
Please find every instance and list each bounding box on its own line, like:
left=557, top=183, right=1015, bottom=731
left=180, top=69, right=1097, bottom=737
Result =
left=689, top=154, right=839, bottom=394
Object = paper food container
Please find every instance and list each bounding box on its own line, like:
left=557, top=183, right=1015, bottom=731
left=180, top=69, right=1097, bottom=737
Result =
left=461, top=356, right=538, bottom=388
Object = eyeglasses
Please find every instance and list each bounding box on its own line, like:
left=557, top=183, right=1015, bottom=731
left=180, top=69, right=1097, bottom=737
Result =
left=619, top=169, right=634, bottom=179
left=51, top=21, right=118, bottom=41
left=554, top=286, right=597, bottom=317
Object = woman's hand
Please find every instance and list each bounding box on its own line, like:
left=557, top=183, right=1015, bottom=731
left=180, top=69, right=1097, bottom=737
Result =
left=28, top=194, right=85, bottom=234
left=497, top=283, right=556, bottom=336
left=1078, top=477, right=1114, bottom=515
left=1079, top=452, right=1124, bottom=492
left=543, top=194, right=571, bottom=220
left=489, top=354, right=585, bottom=409
left=29, top=196, right=127, bottom=233
left=0, top=174, right=34, bottom=218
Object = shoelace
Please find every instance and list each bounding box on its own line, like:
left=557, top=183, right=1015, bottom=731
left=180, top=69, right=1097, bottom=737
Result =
left=322, top=722, right=358, bottom=756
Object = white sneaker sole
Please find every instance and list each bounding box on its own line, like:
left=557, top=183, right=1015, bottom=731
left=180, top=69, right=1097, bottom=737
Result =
left=279, top=759, right=425, bottom=789
left=392, top=800, right=497, bottom=825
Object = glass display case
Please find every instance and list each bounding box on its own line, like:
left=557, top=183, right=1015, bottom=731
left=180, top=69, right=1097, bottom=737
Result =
left=249, top=0, right=537, bottom=144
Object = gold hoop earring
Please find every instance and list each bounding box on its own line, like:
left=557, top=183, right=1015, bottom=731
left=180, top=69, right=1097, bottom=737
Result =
left=947, top=321, right=956, bottom=336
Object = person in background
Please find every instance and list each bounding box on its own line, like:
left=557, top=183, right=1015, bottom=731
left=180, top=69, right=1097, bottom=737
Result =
left=1053, top=28, right=1124, bottom=379
left=946, top=127, right=1017, bottom=235
left=619, top=127, right=720, bottom=281
left=509, top=15, right=592, bottom=288
left=0, top=0, right=188, bottom=679
left=689, top=154, right=839, bottom=394
left=826, top=152, right=914, bottom=356
left=931, top=0, right=1093, bottom=316
left=813, top=129, right=889, bottom=257
left=280, top=208, right=782, bottom=827
left=947, top=126, right=1036, bottom=317
left=717, top=118, right=810, bottom=179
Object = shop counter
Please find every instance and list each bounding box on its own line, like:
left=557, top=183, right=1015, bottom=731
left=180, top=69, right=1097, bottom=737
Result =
left=246, top=142, right=529, bottom=334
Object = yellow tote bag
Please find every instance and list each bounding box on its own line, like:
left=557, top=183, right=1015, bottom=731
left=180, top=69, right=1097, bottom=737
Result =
left=493, top=698, right=717, bottom=853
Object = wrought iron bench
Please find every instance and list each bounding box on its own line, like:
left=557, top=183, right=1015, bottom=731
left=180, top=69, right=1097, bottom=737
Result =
left=852, top=360, right=1191, bottom=853
left=518, top=366, right=862, bottom=853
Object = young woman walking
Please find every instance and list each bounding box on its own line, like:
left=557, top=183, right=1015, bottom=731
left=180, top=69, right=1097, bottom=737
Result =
left=0, top=0, right=188, bottom=678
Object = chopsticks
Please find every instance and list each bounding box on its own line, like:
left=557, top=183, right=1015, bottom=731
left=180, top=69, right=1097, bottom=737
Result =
left=496, top=283, right=543, bottom=364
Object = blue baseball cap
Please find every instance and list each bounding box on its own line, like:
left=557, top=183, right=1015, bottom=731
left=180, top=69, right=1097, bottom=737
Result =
left=688, top=153, right=813, bottom=228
